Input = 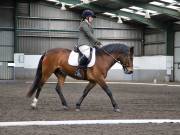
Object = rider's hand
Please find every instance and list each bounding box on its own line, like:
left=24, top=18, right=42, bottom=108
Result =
left=95, top=41, right=102, bottom=48
left=96, top=41, right=102, bottom=46
left=74, top=45, right=78, bottom=52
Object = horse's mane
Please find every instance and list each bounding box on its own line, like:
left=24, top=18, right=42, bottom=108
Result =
left=96, top=43, right=129, bottom=56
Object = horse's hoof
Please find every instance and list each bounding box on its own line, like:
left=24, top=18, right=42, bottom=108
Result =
left=63, top=106, right=69, bottom=110
left=31, top=105, right=37, bottom=110
left=76, top=108, right=80, bottom=112
left=114, top=108, right=120, bottom=112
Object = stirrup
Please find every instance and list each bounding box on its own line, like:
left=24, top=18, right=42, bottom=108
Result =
left=75, top=69, right=82, bottom=78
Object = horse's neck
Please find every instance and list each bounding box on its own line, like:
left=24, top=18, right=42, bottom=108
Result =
left=101, top=52, right=119, bottom=70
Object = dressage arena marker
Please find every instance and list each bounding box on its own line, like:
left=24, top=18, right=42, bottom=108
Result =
left=26, top=81, right=180, bottom=87
left=0, top=119, right=180, bottom=127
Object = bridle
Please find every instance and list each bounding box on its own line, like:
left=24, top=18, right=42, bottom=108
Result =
left=94, top=43, right=133, bottom=74
left=101, top=47, right=127, bottom=68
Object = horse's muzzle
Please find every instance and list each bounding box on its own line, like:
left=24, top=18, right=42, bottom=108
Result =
left=127, top=70, right=133, bottom=74
left=123, top=67, right=133, bottom=74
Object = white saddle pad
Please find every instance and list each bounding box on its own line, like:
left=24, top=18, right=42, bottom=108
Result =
left=68, top=48, right=96, bottom=67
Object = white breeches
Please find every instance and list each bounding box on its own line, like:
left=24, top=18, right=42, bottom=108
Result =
left=79, top=45, right=91, bottom=58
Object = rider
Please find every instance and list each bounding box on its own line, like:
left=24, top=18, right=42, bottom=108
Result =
left=74, top=9, right=102, bottom=78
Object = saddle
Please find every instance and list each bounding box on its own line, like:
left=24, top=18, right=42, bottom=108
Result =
left=78, top=47, right=93, bottom=69
left=68, top=47, right=96, bottom=67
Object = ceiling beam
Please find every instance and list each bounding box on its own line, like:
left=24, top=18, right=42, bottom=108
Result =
left=116, top=10, right=165, bottom=29
left=58, top=0, right=166, bottom=29
left=112, top=0, right=180, bottom=19
left=58, top=0, right=80, bottom=4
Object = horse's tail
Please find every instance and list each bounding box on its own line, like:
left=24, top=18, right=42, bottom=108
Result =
left=26, top=53, right=46, bottom=98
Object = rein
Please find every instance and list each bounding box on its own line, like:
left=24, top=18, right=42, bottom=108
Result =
left=94, top=43, right=128, bottom=68
left=101, top=47, right=122, bottom=65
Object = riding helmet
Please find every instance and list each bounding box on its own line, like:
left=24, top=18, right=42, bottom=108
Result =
left=82, top=9, right=96, bottom=18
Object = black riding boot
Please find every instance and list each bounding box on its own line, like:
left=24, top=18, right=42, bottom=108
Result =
left=74, top=55, right=89, bottom=78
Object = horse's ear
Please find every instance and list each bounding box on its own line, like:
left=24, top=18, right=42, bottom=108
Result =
left=130, top=47, right=134, bottom=55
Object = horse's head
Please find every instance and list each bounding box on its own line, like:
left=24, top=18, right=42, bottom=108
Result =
left=118, top=47, right=134, bottom=74
left=97, top=44, right=134, bottom=74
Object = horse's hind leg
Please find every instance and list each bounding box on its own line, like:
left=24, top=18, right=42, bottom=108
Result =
left=76, top=81, right=96, bottom=111
left=97, top=78, right=120, bottom=112
left=31, top=87, right=42, bottom=109
left=55, top=70, right=68, bottom=110
left=31, top=70, right=52, bottom=109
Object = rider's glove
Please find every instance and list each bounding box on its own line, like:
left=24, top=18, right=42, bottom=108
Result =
left=95, top=41, right=102, bottom=48
left=96, top=41, right=102, bottom=46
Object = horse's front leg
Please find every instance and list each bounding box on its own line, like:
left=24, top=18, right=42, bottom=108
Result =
left=55, top=83, right=68, bottom=110
left=55, top=71, right=69, bottom=110
left=97, top=78, right=120, bottom=112
left=76, top=81, right=96, bottom=111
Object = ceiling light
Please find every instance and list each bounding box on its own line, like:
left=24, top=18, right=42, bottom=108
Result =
left=159, top=0, right=176, bottom=3
left=150, top=1, right=165, bottom=6
left=136, top=11, right=145, bottom=16
left=81, top=0, right=98, bottom=4
left=167, top=5, right=180, bottom=10
left=61, top=2, right=66, bottom=10
left=145, top=10, right=151, bottom=18
left=47, top=0, right=59, bottom=3
left=120, top=8, right=134, bottom=13
left=121, top=16, right=131, bottom=21
left=103, top=12, right=117, bottom=18
left=129, top=6, right=143, bottom=11
left=81, top=0, right=90, bottom=4
left=111, top=14, right=117, bottom=18
left=117, top=16, right=123, bottom=23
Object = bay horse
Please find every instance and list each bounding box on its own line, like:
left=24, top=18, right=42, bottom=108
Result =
left=26, top=43, right=134, bottom=112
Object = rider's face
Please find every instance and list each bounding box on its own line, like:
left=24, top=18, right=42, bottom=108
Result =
left=88, top=16, right=94, bottom=23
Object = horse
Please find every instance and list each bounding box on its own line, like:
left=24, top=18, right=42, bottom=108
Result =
left=26, top=43, right=134, bottom=112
